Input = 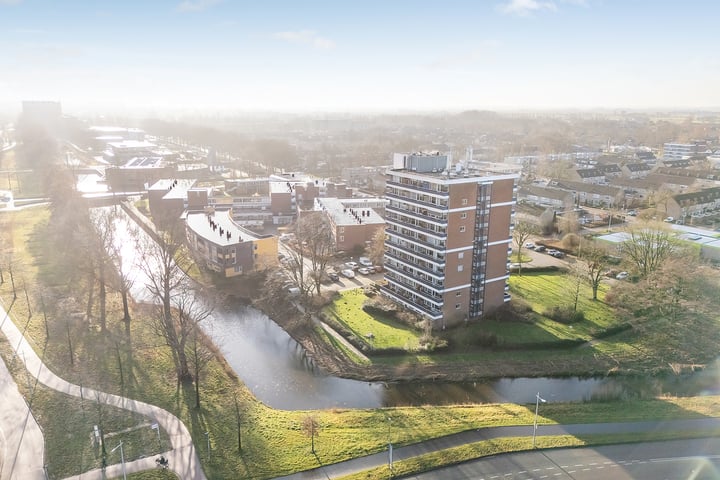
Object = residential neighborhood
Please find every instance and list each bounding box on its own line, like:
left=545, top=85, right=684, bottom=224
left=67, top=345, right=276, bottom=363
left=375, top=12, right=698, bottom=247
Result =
left=2, top=2, right=720, bottom=480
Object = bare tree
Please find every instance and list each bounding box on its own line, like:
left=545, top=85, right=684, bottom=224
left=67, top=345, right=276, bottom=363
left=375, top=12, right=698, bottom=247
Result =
left=368, top=228, right=385, bottom=267
left=302, top=415, right=320, bottom=454
left=558, top=211, right=580, bottom=236
left=295, top=214, right=335, bottom=296
left=618, top=221, right=679, bottom=277
left=188, top=317, right=214, bottom=409
left=577, top=241, right=609, bottom=301
left=512, top=220, right=538, bottom=275
left=101, top=206, right=137, bottom=335
left=138, top=221, right=195, bottom=381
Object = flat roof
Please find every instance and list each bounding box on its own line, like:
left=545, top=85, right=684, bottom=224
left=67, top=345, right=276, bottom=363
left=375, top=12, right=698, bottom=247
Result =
left=108, top=140, right=157, bottom=149
left=597, top=224, right=720, bottom=250
left=186, top=210, right=261, bottom=246
left=314, top=197, right=385, bottom=226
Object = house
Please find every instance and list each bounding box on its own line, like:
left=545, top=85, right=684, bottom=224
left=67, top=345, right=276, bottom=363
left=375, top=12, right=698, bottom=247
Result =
left=666, top=187, right=720, bottom=220
left=570, top=168, right=606, bottom=184
left=517, top=185, right=573, bottom=210
left=621, top=162, right=653, bottom=179
left=550, top=180, right=624, bottom=207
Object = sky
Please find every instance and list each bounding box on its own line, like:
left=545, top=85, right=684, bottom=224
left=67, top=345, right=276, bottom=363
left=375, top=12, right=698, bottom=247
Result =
left=1, top=0, right=720, bottom=114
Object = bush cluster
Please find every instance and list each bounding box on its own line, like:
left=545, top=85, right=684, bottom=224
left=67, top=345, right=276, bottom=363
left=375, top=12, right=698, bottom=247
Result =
left=546, top=306, right=585, bottom=324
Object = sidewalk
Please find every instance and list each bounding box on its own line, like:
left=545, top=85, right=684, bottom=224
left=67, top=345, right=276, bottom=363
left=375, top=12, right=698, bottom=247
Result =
left=275, top=417, right=720, bottom=479
left=0, top=301, right=206, bottom=480
left=0, top=349, right=45, bottom=480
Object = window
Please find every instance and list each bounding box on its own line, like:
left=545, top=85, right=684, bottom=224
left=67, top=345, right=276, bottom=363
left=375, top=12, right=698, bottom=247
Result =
left=458, top=265, right=463, bottom=272
left=455, top=303, right=461, bottom=309
left=461, top=198, right=468, bottom=205
left=455, top=291, right=462, bottom=297
left=339, top=226, right=345, bottom=233
left=339, top=235, right=344, bottom=242
left=458, top=252, right=464, bottom=259
left=460, top=212, right=467, bottom=219
left=460, top=226, right=466, bottom=233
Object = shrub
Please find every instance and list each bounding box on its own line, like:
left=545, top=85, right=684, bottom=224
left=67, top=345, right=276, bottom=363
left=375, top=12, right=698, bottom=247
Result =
left=546, top=306, right=585, bottom=324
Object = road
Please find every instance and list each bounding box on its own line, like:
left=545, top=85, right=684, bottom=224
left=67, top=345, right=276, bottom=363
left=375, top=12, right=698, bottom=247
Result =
left=276, top=420, right=720, bottom=480
left=405, top=438, right=720, bottom=480
left=0, top=351, right=45, bottom=480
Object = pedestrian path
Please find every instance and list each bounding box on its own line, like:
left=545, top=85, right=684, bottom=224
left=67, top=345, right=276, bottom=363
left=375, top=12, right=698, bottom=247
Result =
left=275, top=417, right=720, bottom=479
left=0, top=348, right=45, bottom=480
left=0, top=301, right=207, bottom=480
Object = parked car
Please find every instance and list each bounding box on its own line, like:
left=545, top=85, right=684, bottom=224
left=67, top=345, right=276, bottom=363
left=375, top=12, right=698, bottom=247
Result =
left=327, top=271, right=339, bottom=282
left=358, top=256, right=373, bottom=267
left=546, top=249, right=558, bottom=255
left=525, top=242, right=535, bottom=249
left=534, top=245, right=546, bottom=253
left=373, top=265, right=383, bottom=273
left=344, top=261, right=359, bottom=270
left=627, top=210, right=637, bottom=216
left=358, top=267, right=373, bottom=275
left=550, top=251, right=565, bottom=258
left=616, top=271, right=629, bottom=280
left=341, top=268, right=356, bottom=278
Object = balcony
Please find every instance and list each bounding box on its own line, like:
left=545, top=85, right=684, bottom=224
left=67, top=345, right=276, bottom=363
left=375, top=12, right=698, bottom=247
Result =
left=386, top=203, right=448, bottom=226
left=385, top=191, right=448, bottom=210
left=385, top=217, right=447, bottom=240
left=384, top=263, right=445, bottom=292
left=386, top=228, right=446, bottom=250
left=385, top=250, right=445, bottom=277
left=386, top=179, right=450, bottom=197
left=379, top=284, right=443, bottom=320
left=385, top=245, right=446, bottom=268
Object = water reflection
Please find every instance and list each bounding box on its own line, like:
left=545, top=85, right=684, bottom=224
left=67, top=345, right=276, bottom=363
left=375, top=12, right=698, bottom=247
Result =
left=103, top=206, right=720, bottom=411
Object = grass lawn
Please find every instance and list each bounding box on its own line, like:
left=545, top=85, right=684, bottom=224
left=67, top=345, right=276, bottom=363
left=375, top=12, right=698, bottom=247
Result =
left=510, top=251, right=533, bottom=263
left=323, top=289, right=423, bottom=351
left=508, top=271, right=618, bottom=336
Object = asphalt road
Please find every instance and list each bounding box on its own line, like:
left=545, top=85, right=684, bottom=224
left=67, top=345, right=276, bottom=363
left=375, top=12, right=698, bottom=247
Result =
left=0, top=351, right=45, bottom=480
left=405, top=438, right=720, bottom=480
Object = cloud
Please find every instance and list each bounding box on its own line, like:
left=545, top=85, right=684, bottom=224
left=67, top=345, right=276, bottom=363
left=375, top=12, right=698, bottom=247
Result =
left=176, top=0, right=223, bottom=13
left=272, top=30, right=335, bottom=49
left=497, top=0, right=558, bottom=16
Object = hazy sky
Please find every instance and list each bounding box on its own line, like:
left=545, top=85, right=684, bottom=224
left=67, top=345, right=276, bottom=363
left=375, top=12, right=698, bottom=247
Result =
left=1, top=0, right=719, bottom=113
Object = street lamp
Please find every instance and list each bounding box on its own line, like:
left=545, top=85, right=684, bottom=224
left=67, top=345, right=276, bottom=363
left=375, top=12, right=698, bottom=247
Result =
left=110, top=441, right=126, bottom=480
left=532, top=392, right=546, bottom=449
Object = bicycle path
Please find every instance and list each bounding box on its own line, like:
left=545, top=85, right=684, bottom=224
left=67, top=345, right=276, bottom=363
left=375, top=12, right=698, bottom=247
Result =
left=275, top=417, right=720, bottom=479
left=0, top=348, right=45, bottom=480
left=0, top=301, right=207, bottom=480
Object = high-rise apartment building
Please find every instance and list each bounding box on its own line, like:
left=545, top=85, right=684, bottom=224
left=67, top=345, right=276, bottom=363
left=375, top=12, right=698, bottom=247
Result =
left=381, top=153, right=519, bottom=328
